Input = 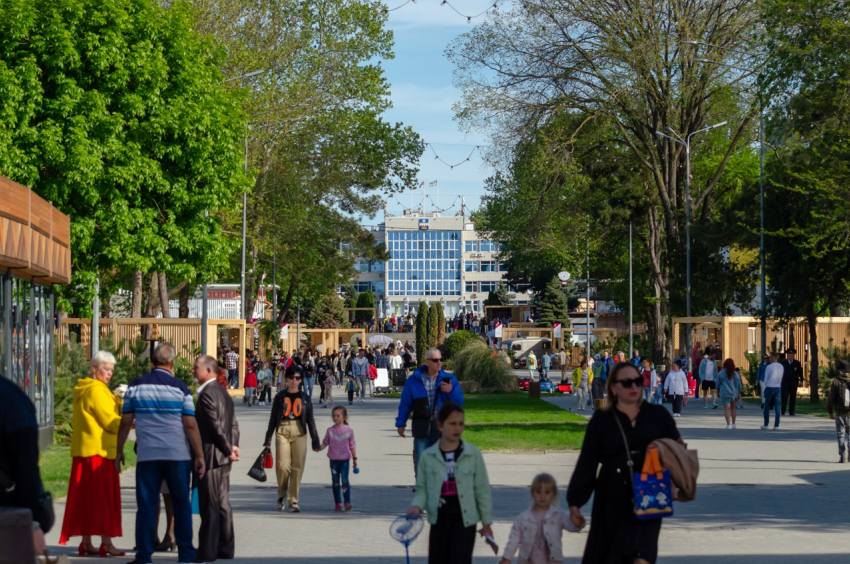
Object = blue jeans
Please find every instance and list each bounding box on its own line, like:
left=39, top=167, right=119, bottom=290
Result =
left=763, top=387, right=781, bottom=428
left=413, top=435, right=439, bottom=478
left=135, top=460, right=194, bottom=563
left=541, top=368, right=549, bottom=380
left=330, top=459, right=351, bottom=504
left=228, top=369, right=238, bottom=388
left=643, top=387, right=652, bottom=401
left=304, top=376, right=314, bottom=399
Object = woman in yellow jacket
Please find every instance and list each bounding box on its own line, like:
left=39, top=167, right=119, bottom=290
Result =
left=59, top=350, right=126, bottom=557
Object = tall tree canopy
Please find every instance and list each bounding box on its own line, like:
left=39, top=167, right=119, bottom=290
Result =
left=0, top=0, right=248, bottom=311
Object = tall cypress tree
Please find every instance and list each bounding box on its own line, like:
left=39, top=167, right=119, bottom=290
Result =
left=428, top=303, right=439, bottom=350
left=436, top=303, right=446, bottom=344
left=415, top=301, right=429, bottom=356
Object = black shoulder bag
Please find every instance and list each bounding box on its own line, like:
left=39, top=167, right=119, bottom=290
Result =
left=0, top=468, right=55, bottom=532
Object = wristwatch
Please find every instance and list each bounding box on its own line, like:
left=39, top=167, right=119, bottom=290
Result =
left=32, top=521, right=41, bottom=532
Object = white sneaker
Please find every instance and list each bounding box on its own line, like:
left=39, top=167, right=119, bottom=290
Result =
left=760, top=425, right=769, bottom=430
left=772, top=426, right=779, bottom=430
left=731, top=424, right=737, bottom=429
left=725, top=424, right=731, bottom=429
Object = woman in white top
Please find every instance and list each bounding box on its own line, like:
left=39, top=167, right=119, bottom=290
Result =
left=664, top=360, right=689, bottom=417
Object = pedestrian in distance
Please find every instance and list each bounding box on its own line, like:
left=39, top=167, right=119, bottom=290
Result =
left=567, top=362, right=683, bottom=564
left=408, top=402, right=494, bottom=564
left=499, top=473, right=583, bottom=564
left=699, top=350, right=719, bottom=409
left=58, top=351, right=126, bottom=556
left=527, top=350, right=538, bottom=381
left=258, top=362, right=274, bottom=406
left=558, top=348, right=569, bottom=382
left=225, top=347, right=239, bottom=389
left=323, top=363, right=335, bottom=409
left=243, top=364, right=257, bottom=407
left=717, top=359, right=743, bottom=429
left=756, top=355, right=769, bottom=409
left=826, top=360, right=850, bottom=463
left=761, top=352, right=784, bottom=430
left=352, top=349, right=371, bottom=403
left=631, top=349, right=643, bottom=367
left=347, top=374, right=357, bottom=404
left=592, top=351, right=613, bottom=406
left=639, top=358, right=656, bottom=403
left=395, top=349, right=465, bottom=482
left=318, top=406, right=357, bottom=511
left=781, top=348, right=805, bottom=416
left=664, top=360, right=688, bottom=417
left=263, top=365, right=321, bottom=513
left=193, top=355, right=240, bottom=562
left=116, top=343, right=205, bottom=564
left=574, top=360, right=590, bottom=411
left=540, top=351, right=551, bottom=382
left=652, top=365, right=666, bottom=405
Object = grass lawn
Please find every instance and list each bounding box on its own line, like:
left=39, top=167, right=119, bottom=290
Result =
left=464, top=423, right=587, bottom=452
left=40, top=441, right=136, bottom=498
left=744, top=396, right=830, bottom=418
left=463, top=394, right=587, bottom=424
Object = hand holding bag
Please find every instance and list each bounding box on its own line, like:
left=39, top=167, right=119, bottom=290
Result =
left=613, top=411, right=673, bottom=521
left=247, top=451, right=268, bottom=482
left=263, top=447, right=274, bottom=469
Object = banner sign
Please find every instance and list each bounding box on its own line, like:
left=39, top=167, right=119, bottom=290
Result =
left=494, top=322, right=503, bottom=338
left=280, top=323, right=288, bottom=340
left=553, top=323, right=562, bottom=338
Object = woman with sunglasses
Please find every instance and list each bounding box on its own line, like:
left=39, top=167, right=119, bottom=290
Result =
left=263, top=365, right=321, bottom=513
left=567, top=362, right=683, bottom=564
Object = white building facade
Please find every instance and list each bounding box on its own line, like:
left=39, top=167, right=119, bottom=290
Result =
left=353, top=210, right=530, bottom=317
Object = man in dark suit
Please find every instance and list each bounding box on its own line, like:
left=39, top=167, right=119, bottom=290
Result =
left=781, top=348, right=805, bottom=416
left=193, top=355, right=240, bottom=562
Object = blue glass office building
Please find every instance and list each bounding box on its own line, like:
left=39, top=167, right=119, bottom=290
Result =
left=386, top=230, right=461, bottom=296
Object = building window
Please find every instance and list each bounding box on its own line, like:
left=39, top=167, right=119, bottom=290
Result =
left=464, top=261, right=478, bottom=272
left=499, top=261, right=508, bottom=272
left=480, top=241, right=496, bottom=252
left=385, top=230, right=461, bottom=296
left=465, top=281, right=479, bottom=293
left=465, top=240, right=478, bottom=252
left=480, top=281, right=497, bottom=293
left=480, top=261, right=496, bottom=272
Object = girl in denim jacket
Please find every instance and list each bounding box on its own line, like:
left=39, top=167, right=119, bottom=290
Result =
left=407, top=402, right=494, bottom=564
left=500, top=473, right=584, bottom=564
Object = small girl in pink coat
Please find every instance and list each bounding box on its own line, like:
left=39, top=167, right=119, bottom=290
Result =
left=318, top=406, right=357, bottom=511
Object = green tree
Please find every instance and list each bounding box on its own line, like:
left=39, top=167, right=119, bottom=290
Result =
left=307, top=292, right=351, bottom=329
left=354, top=290, right=375, bottom=324
left=485, top=281, right=511, bottom=307
left=537, top=276, right=569, bottom=327
left=436, top=303, right=446, bottom=345
left=428, top=303, right=439, bottom=351
left=0, top=0, right=248, bottom=312
left=415, top=301, right=429, bottom=356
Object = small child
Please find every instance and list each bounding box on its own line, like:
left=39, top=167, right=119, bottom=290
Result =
left=500, top=473, right=584, bottom=564
left=324, top=368, right=335, bottom=408
left=318, top=406, right=357, bottom=511
left=652, top=365, right=666, bottom=405
left=408, top=402, right=494, bottom=564
left=346, top=374, right=356, bottom=405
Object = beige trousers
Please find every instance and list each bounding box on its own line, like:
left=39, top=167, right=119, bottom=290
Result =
left=275, top=419, right=307, bottom=503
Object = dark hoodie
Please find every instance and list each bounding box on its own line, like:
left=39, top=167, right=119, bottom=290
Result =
left=826, top=371, right=850, bottom=416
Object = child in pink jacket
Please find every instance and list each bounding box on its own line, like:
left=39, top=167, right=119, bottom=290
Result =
left=500, top=473, right=584, bottom=564
left=318, top=406, right=357, bottom=511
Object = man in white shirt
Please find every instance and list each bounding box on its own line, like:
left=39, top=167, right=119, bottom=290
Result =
left=699, top=351, right=719, bottom=409
left=761, top=352, right=784, bottom=430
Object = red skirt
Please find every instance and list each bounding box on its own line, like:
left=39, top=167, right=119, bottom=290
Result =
left=59, top=455, right=122, bottom=544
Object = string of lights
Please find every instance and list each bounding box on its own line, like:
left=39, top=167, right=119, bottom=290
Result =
left=383, top=0, right=502, bottom=22
left=426, top=143, right=482, bottom=169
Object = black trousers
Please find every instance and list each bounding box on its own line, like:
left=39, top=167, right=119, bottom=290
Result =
left=671, top=394, right=684, bottom=414
left=260, top=385, right=272, bottom=403
left=782, top=384, right=798, bottom=415
left=197, top=464, right=235, bottom=561
left=348, top=389, right=354, bottom=403
left=591, top=379, right=606, bottom=404
left=428, top=510, right=476, bottom=564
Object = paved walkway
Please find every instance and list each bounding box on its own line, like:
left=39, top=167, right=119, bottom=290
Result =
left=46, top=390, right=850, bottom=563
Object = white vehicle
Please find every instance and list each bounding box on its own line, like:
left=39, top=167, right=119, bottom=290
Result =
left=568, top=330, right=598, bottom=347
left=500, top=337, right=553, bottom=369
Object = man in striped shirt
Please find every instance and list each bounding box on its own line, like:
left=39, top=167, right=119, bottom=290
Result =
left=116, top=343, right=204, bottom=564
left=225, top=347, right=239, bottom=389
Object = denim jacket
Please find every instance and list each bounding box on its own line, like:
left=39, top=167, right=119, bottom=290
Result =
left=411, top=439, right=492, bottom=527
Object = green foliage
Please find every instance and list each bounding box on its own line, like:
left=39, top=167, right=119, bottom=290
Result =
left=306, top=293, right=351, bottom=329
left=415, top=301, right=429, bottom=356
left=54, top=337, right=91, bottom=445
left=436, top=303, right=446, bottom=345
left=819, top=339, right=850, bottom=396
left=452, top=341, right=515, bottom=392
left=443, top=330, right=481, bottom=360
left=485, top=281, right=511, bottom=307
left=0, top=0, right=250, bottom=311
left=427, top=303, right=439, bottom=350
left=743, top=351, right=761, bottom=386
left=536, top=276, right=569, bottom=326
left=355, top=290, right=375, bottom=323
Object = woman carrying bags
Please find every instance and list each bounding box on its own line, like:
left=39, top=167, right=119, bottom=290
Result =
left=59, top=351, right=126, bottom=556
left=567, top=362, right=682, bottom=564
left=263, top=365, right=320, bottom=513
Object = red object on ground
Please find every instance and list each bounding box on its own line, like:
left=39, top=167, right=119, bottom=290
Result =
left=557, top=381, right=573, bottom=394
left=59, top=455, right=122, bottom=544
left=687, top=372, right=697, bottom=396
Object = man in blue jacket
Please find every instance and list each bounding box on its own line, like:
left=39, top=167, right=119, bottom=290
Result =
left=395, top=348, right=464, bottom=479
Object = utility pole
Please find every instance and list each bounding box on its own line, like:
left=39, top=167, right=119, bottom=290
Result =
left=91, top=278, right=100, bottom=356
left=272, top=249, right=277, bottom=322
left=201, top=210, right=209, bottom=355
left=629, top=221, right=633, bottom=356
left=241, top=134, right=247, bottom=321
left=586, top=216, right=591, bottom=361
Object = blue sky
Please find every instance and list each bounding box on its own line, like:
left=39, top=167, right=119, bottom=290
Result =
left=360, top=0, right=500, bottom=225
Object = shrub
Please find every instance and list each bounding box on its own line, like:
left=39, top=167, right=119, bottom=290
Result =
left=819, top=339, right=850, bottom=396
left=415, top=301, right=429, bottom=355
left=427, top=303, right=439, bottom=350
left=442, top=330, right=481, bottom=360
left=452, top=340, right=515, bottom=393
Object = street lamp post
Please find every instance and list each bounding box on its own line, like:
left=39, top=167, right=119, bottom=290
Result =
left=655, top=120, right=727, bottom=367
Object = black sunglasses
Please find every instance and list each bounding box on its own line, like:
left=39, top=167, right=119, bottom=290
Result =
left=427, top=358, right=443, bottom=362
left=615, top=376, right=643, bottom=388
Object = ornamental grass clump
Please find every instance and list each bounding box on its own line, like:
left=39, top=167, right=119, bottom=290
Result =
left=453, top=340, right=515, bottom=393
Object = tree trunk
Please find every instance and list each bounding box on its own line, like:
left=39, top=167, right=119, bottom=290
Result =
left=179, top=284, right=190, bottom=318
left=807, top=302, right=820, bottom=403
left=158, top=272, right=170, bottom=318
left=131, top=271, right=143, bottom=318
left=142, top=273, right=160, bottom=340
left=277, top=281, right=296, bottom=324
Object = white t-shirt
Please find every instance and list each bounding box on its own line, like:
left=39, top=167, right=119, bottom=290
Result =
left=764, top=363, right=784, bottom=388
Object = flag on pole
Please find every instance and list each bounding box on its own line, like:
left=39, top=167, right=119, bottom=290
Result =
left=429, top=180, right=438, bottom=187
left=419, top=181, right=425, bottom=188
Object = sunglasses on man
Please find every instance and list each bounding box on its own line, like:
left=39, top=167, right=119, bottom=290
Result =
left=426, top=358, right=442, bottom=363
